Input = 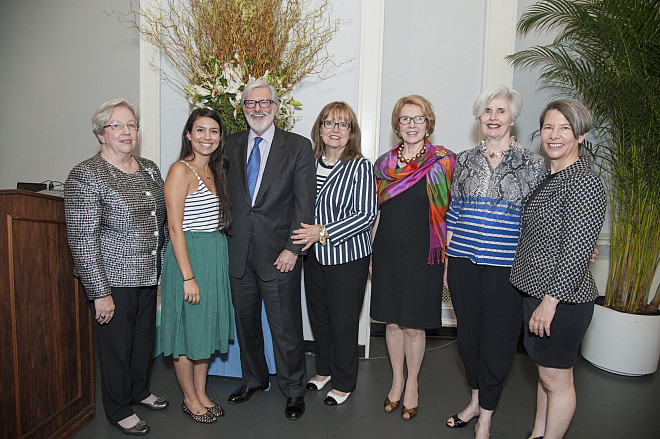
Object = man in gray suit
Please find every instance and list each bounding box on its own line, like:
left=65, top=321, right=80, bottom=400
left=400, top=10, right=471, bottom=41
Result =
left=225, top=78, right=315, bottom=420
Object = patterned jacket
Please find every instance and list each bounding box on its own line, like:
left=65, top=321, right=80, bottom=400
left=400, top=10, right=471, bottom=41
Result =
left=64, top=153, right=167, bottom=300
left=510, top=157, right=606, bottom=303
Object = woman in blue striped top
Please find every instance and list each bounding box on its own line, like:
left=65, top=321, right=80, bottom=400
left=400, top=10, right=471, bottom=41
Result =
left=292, top=102, right=377, bottom=406
left=444, top=86, right=545, bottom=439
left=160, top=108, right=234, bottom=424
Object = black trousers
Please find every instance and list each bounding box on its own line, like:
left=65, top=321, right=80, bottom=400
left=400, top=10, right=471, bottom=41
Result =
left=229, top=245, right=307, bottom=398
left=303, top=248, right=369, bottom=393
left=447, top=257, right=522, bottom=411
left=89, top=286, right=157, bottom=423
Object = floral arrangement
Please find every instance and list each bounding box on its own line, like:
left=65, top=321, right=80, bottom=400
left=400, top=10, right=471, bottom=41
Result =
left=116, top=0, right=342, bottom=134
left=183, top=54, right=302, bottom=133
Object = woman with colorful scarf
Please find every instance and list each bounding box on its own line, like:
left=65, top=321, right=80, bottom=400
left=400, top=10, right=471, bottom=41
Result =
left=371, top=95, right=455, bottom=421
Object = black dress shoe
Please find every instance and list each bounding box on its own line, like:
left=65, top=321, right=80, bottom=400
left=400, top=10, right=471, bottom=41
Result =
left=227, top=384, right=268, bottom=404
left=285, top=397, right=305, bottom=420
left=134, top=396, right=169, bottom=411
left=111, top=420, right=150, bottom=436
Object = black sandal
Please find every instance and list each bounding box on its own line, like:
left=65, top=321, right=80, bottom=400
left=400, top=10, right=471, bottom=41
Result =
left=182, top=402, right=217, bottom=423
left=446, top=414, right=478, bottom=428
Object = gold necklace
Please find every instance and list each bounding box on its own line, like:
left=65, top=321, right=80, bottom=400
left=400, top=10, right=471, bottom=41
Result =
left=397, top=144, right=426, bottom=164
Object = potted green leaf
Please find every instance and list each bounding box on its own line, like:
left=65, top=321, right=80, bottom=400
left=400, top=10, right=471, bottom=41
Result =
left=507, top=0, right=660, bottom=375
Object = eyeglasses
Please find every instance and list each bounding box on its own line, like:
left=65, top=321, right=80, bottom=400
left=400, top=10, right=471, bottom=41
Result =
left=104, top=122, right=139, bottom=131
left=322, top=121, right=351, bottom=131
left=243, top=99, right=274, bottom=109
left=398, top=116, right=427, bottom=125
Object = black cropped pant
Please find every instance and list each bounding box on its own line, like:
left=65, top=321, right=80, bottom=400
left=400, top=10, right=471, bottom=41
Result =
left=448, top=257, right=522, bottom=411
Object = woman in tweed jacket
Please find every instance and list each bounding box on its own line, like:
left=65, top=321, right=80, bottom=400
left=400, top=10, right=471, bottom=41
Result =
left=65, top=98, right=169, bottom=436
left=510, top=99, right=606, bottom=439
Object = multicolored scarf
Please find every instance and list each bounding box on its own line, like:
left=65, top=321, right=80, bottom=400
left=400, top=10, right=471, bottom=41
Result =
left=374, top=140, right=455, bottom=264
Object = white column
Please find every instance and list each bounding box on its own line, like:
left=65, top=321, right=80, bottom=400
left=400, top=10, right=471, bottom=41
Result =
left=356, top=0, right=386, bottom=359
left=482, top=0, right=518, bottom=89
left=139, top=0, right=161, bottom=165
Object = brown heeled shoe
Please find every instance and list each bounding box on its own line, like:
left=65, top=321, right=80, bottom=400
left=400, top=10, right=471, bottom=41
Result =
left=401, top=404, right=418, bottom=420
left=384, top=397, right=400, bottom=413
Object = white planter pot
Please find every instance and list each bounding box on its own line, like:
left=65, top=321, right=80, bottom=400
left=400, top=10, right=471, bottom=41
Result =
left=581, top=303, right=660, bottom=376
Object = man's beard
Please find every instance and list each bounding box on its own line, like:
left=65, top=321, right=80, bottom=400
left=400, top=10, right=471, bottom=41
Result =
left=246, top=110, right=276, bottom=133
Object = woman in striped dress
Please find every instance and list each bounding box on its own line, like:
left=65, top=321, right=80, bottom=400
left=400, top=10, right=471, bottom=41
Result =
left=291, top=102, right=377, bottom=406
left=160, top=108, right=234, bottom=423
left=444, top=86, right=545, bottom=438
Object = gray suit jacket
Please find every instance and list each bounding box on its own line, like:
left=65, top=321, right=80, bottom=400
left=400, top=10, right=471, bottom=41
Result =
left=226, top=127, right=315, bottom=280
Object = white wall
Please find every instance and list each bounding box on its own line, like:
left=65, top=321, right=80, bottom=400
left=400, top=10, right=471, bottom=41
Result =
left=0, top=0, right=140, bottom=189
left=380, top=0, right=486, bottom=154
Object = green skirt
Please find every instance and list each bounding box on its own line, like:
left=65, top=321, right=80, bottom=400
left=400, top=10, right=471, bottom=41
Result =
left=160, top=231, right=234, bottom=360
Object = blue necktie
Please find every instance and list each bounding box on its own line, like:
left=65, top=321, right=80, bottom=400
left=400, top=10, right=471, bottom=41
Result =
left=247, top=136, right=262, bottom=203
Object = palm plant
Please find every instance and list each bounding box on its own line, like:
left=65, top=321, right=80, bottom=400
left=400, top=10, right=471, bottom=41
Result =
left=507, top=0, right=660, bottom=314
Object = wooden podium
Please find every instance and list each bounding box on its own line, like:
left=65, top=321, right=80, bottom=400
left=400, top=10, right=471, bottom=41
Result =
left=0, top=190, right=94, bottom=439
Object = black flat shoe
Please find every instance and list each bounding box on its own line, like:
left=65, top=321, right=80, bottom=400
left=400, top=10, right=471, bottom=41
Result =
left=525, top=432, right=543, bottom=439
left=182, top=402, right=216, bottom=424
left=227, top=384, right=268, bottom=404
left=285, top=397, right=305, bottom=420
left=134, top=396, right=169, bottom=411
left=111, top=420, right=150, bottom=436
left=206, top=402, right=225, bottom=417
left=446, top=414, right=478, bottom=428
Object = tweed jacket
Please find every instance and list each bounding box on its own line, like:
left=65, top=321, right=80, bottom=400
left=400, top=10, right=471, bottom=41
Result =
left=510, top=157, right=606, bottom=303
left=313, top=156, right=377, bottom=265
left=64, top=153, right=167, bottom=300
left=226, top=127, right=315, bottom=280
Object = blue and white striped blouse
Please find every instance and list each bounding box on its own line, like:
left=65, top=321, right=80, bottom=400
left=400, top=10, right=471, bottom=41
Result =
left=445, top=141, right=545, bottom=267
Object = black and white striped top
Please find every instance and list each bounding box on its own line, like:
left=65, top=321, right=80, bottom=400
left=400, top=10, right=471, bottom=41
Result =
left=181, top=161, right=219, bottom=232
left=316, top=159, right=334, bottom=194
left=313, top=157, right=377, bottom=265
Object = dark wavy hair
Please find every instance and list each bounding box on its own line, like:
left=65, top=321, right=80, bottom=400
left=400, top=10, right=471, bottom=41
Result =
left=180, top=108, right=232, bottom=232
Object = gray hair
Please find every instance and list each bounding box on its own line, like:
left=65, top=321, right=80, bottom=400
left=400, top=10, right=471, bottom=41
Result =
left=92, top=98, right=139, bottom=143
left=241, top=78, right=280, bottom=107
left=539, top=98, right=593, bottom=138
left=472, top=85, right=523, bottom=121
